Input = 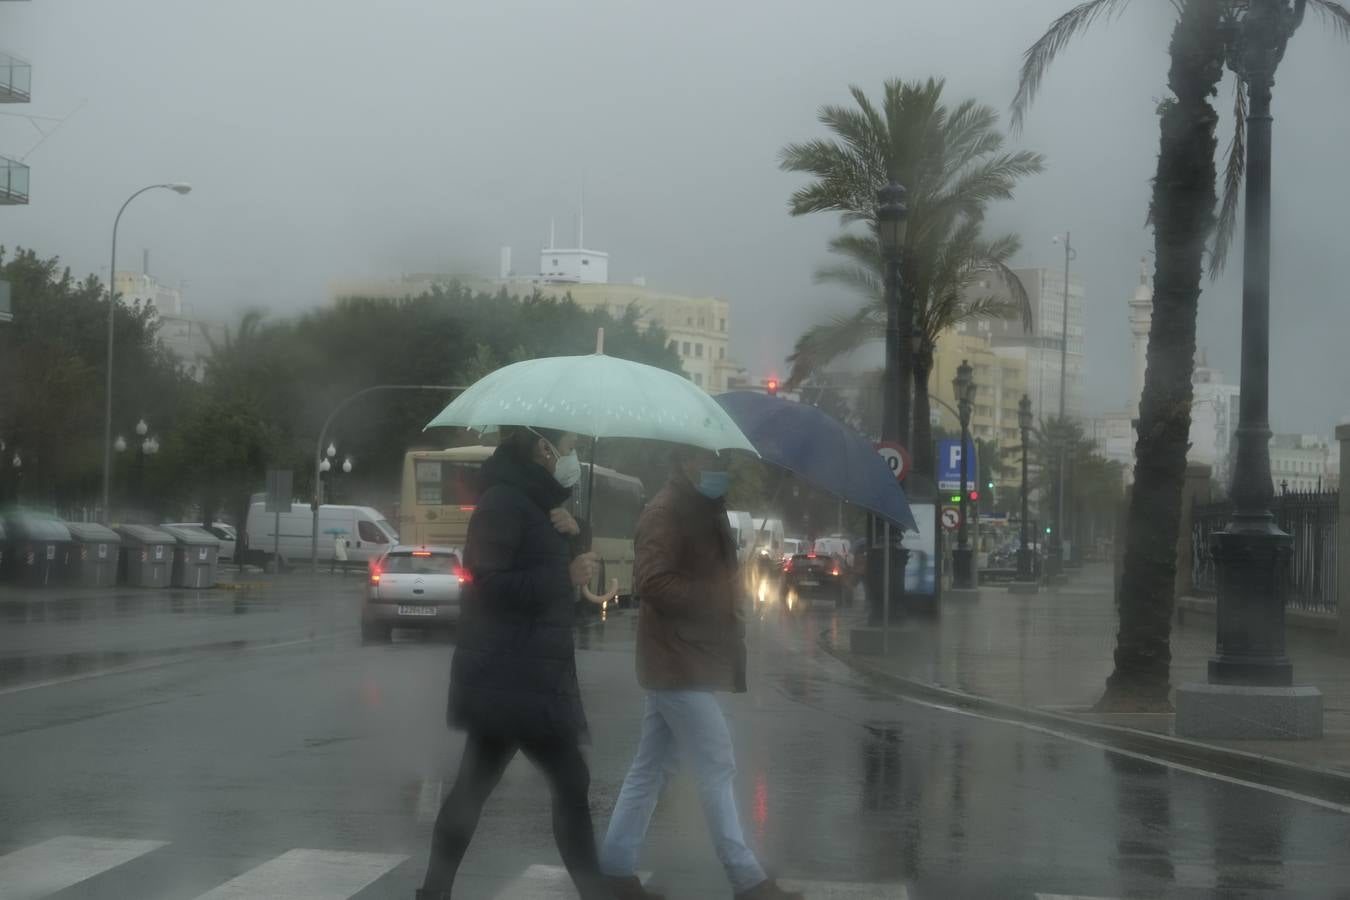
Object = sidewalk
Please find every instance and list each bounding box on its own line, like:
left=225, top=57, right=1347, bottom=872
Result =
left=824, top=563, right=1350, bottom=777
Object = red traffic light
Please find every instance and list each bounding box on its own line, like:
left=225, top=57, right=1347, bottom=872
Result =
left=968, top=490, right=980, bottom=502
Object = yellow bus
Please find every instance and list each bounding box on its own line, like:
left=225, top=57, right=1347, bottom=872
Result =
left=399, top=445, right=646, bottom=604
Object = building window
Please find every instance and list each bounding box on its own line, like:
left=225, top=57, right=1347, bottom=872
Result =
left=668, top=340, right=677, bottom=351
left=582, top=258, right=589, bottom=266
left=718, top=347, right=725, bottom=360
left=719, top=318, right=726, bottom=332
left=695, top=343, right=703, bottom=358
left=552, top=258, right=558, bottom=266
left=694, top=372, right=703, bottom=386
left=698, top=317, right=705, bottom=329
left=682, top=341, right=691, bottom=356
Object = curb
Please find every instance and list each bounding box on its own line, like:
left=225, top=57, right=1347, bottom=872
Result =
left=818, top=632, right=1350, bottom=805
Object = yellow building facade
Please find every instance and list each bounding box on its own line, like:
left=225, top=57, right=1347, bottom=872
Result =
left=929, top=330, right=1029, bottom=487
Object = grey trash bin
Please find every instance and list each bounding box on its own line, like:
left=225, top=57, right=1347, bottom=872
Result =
left=116, top=524, right=175, bottom=588
left=160, top=524, right=220, bottom=589
left=2, top=511, right=72, bottom=587
left=64, top=522, right=122, bottom=588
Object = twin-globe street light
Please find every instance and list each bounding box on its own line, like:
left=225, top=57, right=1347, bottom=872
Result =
left=101, top=183, right=192, bottom=524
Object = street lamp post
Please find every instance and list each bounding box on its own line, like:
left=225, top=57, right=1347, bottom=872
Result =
left=1016, top=394, right=1036, bottom=585
left=952, top=359, right=976, bottom=589
left=1207, top=1, right=1305, bottom=688
left=1049, top=232, right=1077, bottom=576
left=101, top=182, right=191, bottom=524
left=877, top=181, right=909, bottom=447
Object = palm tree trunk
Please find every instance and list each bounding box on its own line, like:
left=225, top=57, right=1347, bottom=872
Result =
left=1099, top=0, right=1224, bottom=712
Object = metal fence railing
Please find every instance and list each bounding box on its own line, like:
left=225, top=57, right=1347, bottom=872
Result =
left=1191, top=491, right=1338, bottom=613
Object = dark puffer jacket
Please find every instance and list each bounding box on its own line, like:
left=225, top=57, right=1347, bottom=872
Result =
left=446, top=445, right=587, bottom=742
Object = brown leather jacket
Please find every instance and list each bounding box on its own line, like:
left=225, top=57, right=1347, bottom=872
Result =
left=634, top=474, right=747, bottom=693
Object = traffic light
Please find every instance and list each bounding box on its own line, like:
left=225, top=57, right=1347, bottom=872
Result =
left=968, top=490, right=980, bottom=502
left=766, top=378, right=779, bottom=396
left=1045, top=525, right=1053, bottom=535
left=949, top=494, right=961, bottom=504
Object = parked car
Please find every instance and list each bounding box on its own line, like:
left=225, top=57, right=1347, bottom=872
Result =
left=362, top=545, right=466, bottom=642
left=163, top=521, right=237, bottom=562
left=781, top=552, right=848, bottom=609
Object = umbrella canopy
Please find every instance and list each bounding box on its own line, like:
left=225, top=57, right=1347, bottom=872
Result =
left=426, top=354, right=757, bottom=454
left=714, top=391, right=917, bottom=532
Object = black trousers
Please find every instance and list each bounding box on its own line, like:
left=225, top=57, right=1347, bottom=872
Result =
left=422, top=732, right=608, bottom=898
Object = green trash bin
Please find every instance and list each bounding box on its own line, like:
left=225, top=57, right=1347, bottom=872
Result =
left=160, top=524, right=221, bottom=589
left=115, top=524, right=174, bottom=588
left=64, top=522, right=122, bottom=588
left=2, top=511, right=72, bottom=587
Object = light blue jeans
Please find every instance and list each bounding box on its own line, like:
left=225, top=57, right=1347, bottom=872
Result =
left=600, top=690, right=767, bottom=892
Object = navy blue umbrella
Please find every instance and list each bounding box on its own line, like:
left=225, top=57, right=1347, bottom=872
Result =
left=714, top=391, right=917, bottom=532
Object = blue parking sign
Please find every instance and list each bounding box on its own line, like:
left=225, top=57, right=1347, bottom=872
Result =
left=937, top=439, right=977, bottom=491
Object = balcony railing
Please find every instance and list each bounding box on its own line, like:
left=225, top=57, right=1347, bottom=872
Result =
left=0, top=51, right=30, bottom=103
left=0, top=156, right=29, bottom=204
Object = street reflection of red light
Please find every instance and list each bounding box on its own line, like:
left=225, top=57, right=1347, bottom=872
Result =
left=753, top=772, right=768, bottom=843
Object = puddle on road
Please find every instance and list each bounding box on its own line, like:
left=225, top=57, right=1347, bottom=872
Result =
left=0, top=639, right=257, bottom=690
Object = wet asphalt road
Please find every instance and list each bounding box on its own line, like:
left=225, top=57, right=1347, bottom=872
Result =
left=2, top=582, right=1350, bottom=899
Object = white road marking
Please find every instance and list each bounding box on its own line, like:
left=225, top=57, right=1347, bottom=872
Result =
left=779, top=878, right=910, bottom=898
left=493, top=865, right=653, bottom=899
left=1035, top=895, right=1121, bottom=900
left=416, top=777, right=443, bottom=823
left=191, top=848, right=407, bottom=900
left=0, top=835, right=167, bottom=899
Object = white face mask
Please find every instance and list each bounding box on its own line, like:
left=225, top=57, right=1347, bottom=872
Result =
left=552, top=450, right=582, bottom=489
left=534, top=430, right=582, bottom=489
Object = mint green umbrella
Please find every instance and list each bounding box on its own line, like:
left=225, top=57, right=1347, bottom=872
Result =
left=425, top=353, right=757, bottom=454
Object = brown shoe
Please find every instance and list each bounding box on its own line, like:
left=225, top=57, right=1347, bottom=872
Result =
left=604, top=874, right=666, bottom=900
left=734, top=880, right=805, bottom=900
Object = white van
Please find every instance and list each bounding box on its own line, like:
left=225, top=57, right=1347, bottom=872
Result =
left=726, top=510, right=755, bottom=563
left=244, top=502, right=398, bottom=567
left=751, top=517, right=785, bottom=561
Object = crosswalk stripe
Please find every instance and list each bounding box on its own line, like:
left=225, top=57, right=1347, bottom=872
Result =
left=493, top=865, right=653, bottom=899
left=191, top=848, right=408, bottom=900
left=779, top=879, right=909, bottom=898
left=0, top=835, right=167, bottom=900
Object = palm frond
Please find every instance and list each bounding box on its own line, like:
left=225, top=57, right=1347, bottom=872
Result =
left=1308, top=0, right=1350, bottom=38
left=784, top=305, right=886, bottom=388
left=813, top=262, right=883, bottom=299
left=1011, top=0, right=1135, bottom=132
left=1210, top=75, right=1247, bottom=277
left=980, top=258, right=1034, bottom=332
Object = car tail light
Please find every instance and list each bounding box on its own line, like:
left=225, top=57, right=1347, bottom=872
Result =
left=831, top=565, right=841, bottom=577
left=783, top=559, right=794, bottom=573
left=412, top=550, right=432, bottom=557
left=455, top=566, right=472, bottom=585
left=369, top=566, right=381, bottom=585
left=807, top=552, right=816, bottom=558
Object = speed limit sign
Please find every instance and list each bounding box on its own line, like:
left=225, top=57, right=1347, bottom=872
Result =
left=874, top=441, right=911, bottom=483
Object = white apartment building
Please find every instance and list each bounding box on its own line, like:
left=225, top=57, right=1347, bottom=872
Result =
left=1269, top=433, right=1334, bottom=494
left=114, top=267, right=224, bottom=381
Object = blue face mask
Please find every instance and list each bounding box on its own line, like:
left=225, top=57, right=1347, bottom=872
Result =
left=695, top=470, right=730, bottom=499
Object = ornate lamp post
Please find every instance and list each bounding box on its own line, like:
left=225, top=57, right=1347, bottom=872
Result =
left=1015, top=394, right=1037, bottom=585
left=952, top=359, right=976, bottom=589
left=1177, top=0, right=1321, bottom=741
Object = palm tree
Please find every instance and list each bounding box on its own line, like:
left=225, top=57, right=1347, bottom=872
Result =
left=780, top=78, right=1043, bottom=478
left=1013, top=0, right=1350, bottom=711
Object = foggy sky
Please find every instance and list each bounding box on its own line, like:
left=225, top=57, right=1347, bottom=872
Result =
left=3, top=0, right=1349, bottom=432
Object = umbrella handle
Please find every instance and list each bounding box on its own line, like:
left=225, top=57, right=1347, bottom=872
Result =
left=582, top=577, right=619, bottom=606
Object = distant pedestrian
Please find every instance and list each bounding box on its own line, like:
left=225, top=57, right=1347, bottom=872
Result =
left=418, top=426, right=611, bottom=900
left=330, top=534, right=348, bottom=576
left=600, top=448, right=804, bottom=900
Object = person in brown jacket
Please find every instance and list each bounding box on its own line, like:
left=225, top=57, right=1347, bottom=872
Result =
left=600, top=448, right=804, bottom=900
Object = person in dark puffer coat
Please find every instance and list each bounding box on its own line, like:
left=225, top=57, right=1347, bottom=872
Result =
left=418, top=426, right=615, bottom=900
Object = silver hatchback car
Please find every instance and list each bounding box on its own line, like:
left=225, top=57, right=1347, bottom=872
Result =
left=362, top=545, right=466, bottom=642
